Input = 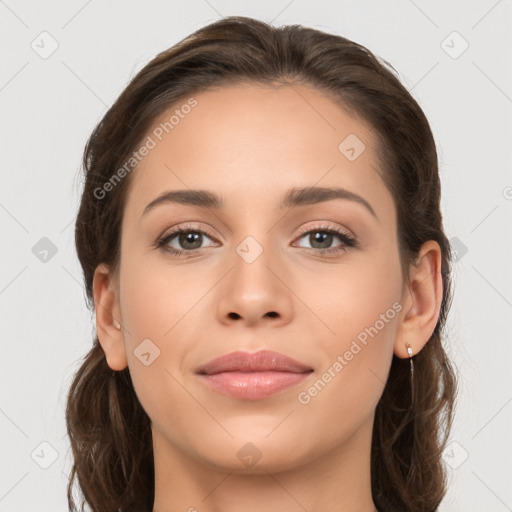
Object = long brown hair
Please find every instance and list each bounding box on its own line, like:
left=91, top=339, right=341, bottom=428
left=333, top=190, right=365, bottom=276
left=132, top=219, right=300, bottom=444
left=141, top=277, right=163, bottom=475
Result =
left=67, top=16, right=457, bottom=512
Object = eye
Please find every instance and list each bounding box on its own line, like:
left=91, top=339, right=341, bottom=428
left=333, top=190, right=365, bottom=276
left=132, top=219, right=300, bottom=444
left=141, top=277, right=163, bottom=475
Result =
left=155, top=222, right=357, bottom=258
left=293, top=224, right=356, bottom=254
left=156, top=224, right=218, bottom=256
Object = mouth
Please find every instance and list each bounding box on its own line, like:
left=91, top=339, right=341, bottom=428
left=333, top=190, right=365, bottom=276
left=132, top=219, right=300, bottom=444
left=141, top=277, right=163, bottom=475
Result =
left=196, top=350, right=314, bottom=400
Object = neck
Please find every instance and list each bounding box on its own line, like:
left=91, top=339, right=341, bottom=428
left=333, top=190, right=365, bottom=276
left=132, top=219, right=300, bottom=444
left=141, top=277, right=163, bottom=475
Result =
left=151, top=421, right=376, bottom=512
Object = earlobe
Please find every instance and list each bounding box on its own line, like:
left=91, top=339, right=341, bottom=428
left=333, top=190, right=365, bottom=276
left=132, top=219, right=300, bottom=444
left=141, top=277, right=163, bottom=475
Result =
left=92, top=263, right=128, bottom=371
left=393, top=240, right=443, bottom=359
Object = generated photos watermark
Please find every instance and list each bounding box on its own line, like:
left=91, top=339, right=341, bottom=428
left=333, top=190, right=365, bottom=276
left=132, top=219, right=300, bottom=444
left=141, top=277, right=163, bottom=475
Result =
left=93, top=97, right=198, bottom=200
left=297, top=301, right=403, bottom=405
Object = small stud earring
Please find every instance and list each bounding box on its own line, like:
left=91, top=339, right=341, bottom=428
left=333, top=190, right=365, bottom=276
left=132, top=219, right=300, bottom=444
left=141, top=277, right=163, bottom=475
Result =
left=113, top=320, right=121, bottom=330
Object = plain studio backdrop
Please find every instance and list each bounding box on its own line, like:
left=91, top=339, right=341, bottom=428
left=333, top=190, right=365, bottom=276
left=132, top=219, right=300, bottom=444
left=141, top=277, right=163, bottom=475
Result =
left=1, top=1, right=511, bottom=511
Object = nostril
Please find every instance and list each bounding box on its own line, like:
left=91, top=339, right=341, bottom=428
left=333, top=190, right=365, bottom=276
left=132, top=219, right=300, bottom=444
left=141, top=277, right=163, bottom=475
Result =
left=227, top=311, right=278, bottom=320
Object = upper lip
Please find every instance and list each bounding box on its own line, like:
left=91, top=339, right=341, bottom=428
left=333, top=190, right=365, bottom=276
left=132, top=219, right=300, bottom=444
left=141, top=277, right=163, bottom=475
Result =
left=196, top=350, right=313, bottom=375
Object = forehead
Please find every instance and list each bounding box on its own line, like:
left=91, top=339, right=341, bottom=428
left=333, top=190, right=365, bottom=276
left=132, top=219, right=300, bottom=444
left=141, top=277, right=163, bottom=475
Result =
left=123, top=83, right=391, bottom=222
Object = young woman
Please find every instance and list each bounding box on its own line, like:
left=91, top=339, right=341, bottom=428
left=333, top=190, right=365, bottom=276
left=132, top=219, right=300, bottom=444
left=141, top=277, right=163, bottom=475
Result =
left=66, top=16, right=456, bottom=512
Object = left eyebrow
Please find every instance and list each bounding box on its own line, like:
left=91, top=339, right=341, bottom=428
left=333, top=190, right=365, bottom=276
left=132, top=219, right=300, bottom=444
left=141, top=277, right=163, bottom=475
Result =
left=280, top=186, right=377, bottom=219
left=142, top=186, right=377, bottom=219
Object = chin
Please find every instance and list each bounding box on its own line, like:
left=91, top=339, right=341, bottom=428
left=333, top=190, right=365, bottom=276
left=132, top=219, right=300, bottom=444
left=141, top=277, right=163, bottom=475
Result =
left=195, top=435, right=312, bottom=475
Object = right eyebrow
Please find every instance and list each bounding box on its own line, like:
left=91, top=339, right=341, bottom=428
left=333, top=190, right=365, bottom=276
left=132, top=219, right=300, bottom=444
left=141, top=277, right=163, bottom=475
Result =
left=142, top=190, right=223, bottom=217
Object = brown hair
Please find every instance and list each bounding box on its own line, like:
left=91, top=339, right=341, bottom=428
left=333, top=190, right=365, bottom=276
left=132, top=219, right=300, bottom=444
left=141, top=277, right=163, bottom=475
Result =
left=67, top=15, right=456, bottom=512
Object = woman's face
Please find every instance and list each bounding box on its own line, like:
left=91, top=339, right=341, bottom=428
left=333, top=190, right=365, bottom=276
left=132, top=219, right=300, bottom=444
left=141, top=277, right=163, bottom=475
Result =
left=113, top=83, right=406, bottom=473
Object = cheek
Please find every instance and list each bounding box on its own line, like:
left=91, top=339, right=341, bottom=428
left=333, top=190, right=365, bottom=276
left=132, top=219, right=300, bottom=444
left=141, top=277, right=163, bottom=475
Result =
left=295, top=245, right=402, bottom=347
left=295, top=249, right=402, bottom=409
left=118, top=252, right=215, bottom=405
left=119, top=254, right=207, bottom=342
left=117, top=256, right=202, bottom=435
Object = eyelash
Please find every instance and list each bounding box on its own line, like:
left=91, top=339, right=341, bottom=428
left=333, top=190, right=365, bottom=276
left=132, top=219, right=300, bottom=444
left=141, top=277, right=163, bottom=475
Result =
left=155, top=222, right=357, bottom=258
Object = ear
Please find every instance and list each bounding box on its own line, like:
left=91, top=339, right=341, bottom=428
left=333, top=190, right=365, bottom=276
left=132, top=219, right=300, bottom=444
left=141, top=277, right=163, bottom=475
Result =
left=92, top=263, right=128, bottom=371
left=394, top=240, right=443, bottom=359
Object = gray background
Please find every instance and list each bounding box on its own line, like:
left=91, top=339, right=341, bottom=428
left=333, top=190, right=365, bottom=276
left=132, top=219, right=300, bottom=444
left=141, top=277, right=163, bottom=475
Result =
left=1, top=1, right=511, bottom=510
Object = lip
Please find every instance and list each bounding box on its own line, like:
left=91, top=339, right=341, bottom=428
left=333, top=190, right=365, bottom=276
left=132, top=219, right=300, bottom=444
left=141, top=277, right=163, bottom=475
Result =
left=196, top=349, right=313, bottom=374
left=196, top=350, right=314, bottom=400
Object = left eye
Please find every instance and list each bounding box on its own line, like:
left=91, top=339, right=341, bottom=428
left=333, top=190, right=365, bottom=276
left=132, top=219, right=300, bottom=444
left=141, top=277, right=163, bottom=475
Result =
left=294, top=228, right=356, bottom=251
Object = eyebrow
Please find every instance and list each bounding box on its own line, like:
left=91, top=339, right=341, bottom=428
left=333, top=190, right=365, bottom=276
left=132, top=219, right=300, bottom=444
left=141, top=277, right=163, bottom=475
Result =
left=142, top=186, right=377, bottom=219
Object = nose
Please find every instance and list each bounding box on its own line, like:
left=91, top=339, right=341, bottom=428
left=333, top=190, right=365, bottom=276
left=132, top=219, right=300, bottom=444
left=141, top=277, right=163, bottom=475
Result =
left=216, top=237, right=294, bottom=328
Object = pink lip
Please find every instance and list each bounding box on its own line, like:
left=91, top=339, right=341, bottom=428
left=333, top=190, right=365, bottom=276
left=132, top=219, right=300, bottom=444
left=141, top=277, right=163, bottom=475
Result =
left=196, top=350, right=313, bottom=400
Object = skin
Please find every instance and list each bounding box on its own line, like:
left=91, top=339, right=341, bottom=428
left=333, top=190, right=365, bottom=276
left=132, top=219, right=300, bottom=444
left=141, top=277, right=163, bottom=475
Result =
left=93, top=83, right=442, bottom=512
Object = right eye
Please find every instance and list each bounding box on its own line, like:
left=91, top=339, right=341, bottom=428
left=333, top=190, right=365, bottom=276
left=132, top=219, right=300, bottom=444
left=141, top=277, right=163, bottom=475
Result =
left=156, top=224, right=219, bottom=257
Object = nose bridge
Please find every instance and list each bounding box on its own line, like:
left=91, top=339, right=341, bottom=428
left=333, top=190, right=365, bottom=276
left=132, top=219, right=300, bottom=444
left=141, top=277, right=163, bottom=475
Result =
left=227, top=201, right=278, bottom=272
left=231, top=231, right=279, bottom=295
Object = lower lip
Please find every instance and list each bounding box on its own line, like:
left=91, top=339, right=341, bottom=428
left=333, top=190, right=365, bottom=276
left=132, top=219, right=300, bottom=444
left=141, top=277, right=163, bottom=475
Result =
left=198, top=371, right=312, bottom=400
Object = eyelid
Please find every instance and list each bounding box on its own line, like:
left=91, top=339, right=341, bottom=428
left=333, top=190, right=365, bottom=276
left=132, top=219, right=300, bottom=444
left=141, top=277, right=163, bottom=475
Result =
left=159, top=221, right=353, bottom=243
left=159, top=222, right=218, bottom=241
left=294, top=221, right=354, bottom=239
